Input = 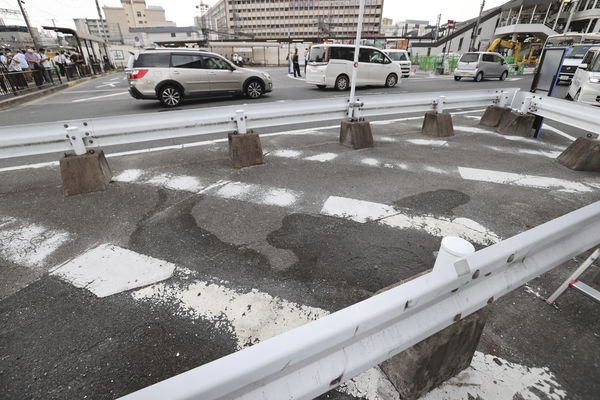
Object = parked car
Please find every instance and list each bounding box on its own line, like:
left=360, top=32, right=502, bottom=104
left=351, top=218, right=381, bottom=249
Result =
left=454, top=52, right=510, bottom=82
left=567, top=46, right=600, bottom=106
left=383, top=49, right=411, bottom=78
left=559, top=44, right=599, bottom=83
left=127, top=48, right=273, bottom=107
left=306, top=44, right=402, bottom=90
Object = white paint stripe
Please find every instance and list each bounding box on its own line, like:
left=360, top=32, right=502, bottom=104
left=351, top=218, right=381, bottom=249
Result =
left=304, top=153, right=338, bottom=162
left=543, top=124, right=577, bottom=142
left=270, top=149, right=303, bottom=158
left=406, top=139, right=448, bottom=146
left=52, top=244, right=176, bottom=298
left=0, top=216, right=70, bottom=268
left=131, top=268, right=395, bottom=399
left=423, top=351, right=566, bottom=400
left=484, top=145, right=562, bottom=159
left=113, top=171, right=204, bottom=192
left=72, top=91, right=128, bottom=103
left=215, top=181, right=300, bottom=207
left=361, top=158, right=380, bottom=167
left=459, top=167, right=593, bottom=193
left=321, top=196, right=501, bottom=245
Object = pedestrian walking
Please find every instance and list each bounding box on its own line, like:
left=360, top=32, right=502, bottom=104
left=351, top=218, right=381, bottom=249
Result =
left=292, top=48, right=301, bottom=78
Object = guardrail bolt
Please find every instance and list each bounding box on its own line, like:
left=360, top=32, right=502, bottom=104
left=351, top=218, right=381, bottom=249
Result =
left=472, top=270, right=480, bottom=279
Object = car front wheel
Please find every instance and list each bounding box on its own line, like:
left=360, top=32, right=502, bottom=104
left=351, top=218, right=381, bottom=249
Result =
left=245, top=80, right=264, bottom=99
left=385, top=73, right=398, bottom=88
left=158, top=85, right=183, bottom=107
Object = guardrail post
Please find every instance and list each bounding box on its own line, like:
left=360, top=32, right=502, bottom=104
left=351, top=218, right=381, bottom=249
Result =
left=340, top=98, right=373, bottom=150
left=380, top=236, right=488, bottom=400
left=480, top=91, right=513, bottom=128
left=497, top=94, right=536, bottom=137
left=556, top=136, right=600, bottom=172
left=228, top=109, right=264, bottom=168
left=422, top=96, right=454, bottom=137
left=58, top=122, right=112, bottom=196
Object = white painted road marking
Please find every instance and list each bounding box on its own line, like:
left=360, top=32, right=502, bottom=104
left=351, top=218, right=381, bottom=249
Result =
left=216, top=181, right=300, bottom=207
left=543, top=124, right=577, bottom=142
left=72, top=91, right=128, bottom=103
left=459, top=167, right=593, bottom=193
left=52, top=244, right=176, bottom=298
left=320, top=196, right=501, bottom=245
left=0, top=217, right=70, bottom=268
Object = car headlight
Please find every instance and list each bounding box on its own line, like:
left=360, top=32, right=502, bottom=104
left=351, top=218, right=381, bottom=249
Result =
left=590, top=76, right=600, bottom=84
left=262, top=72, right=271, bottom=80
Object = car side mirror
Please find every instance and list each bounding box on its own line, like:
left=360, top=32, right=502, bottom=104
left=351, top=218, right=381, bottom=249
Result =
left=578, top=63, right=588, bottom=70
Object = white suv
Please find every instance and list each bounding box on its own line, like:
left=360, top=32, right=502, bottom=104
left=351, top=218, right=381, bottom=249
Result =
left=127, top=48, right=273, bottom=107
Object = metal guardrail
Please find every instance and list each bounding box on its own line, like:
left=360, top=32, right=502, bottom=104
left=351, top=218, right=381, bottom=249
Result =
left=512, top=91, right=600, bottom=135
left=0, top=88, right=518, bottom=160
left=119, top=201, right=600, bottom=400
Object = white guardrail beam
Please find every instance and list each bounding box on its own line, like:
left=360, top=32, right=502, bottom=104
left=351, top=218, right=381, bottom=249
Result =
left=512, top=91, right=600, bottom=135
left=0, top=89, right=517, bottom=161
left=119, top=201, right=600, bottom=400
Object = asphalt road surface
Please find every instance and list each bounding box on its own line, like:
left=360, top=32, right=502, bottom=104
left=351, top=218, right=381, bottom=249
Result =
left=1, top=68, right=598, bottom=400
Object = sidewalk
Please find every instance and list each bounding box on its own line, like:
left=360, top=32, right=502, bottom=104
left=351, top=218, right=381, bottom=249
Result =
left=0, top=71, right=119, bottom=110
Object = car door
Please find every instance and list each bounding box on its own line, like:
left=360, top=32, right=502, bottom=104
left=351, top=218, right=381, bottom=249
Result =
left=357, top=48, right=373, bottom=84
left=203, top=55, right=240, bottom=94
left=493, top=55, right=506, bottom=76
left=570, top=50, right=597, bottom=98
left=170, top=53, right=210, bottom=95
left=481, top=54, right=496, bottom=77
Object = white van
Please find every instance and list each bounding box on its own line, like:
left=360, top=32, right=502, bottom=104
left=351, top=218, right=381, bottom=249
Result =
left=306, top=44, right=402, bottom=90
left=559, top=44, right=599, bottom=83
left=567, top=46, right=600, bottom=106
left=383, top=49, right=411, bottom=78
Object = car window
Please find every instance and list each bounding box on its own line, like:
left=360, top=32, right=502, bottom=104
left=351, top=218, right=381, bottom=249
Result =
left=359, top=48, right=370, bottom=63
left=482, top=54, right=494, bottom=62
left=133, top=53, right=170, bottom=68
left=171, top=54, right=203, bottom=69
left=582, top=50, right=596, bottom=66
left=566, top=45, right=594, bottom=59
left=460, top=53, right=479, bottom=63
left=591, top=52, right=600, bottom=72
left=309, top=46, right=327, bottom=62
left=387, top=52, right=408, bottom=61
left=203, top=56, right=230, bottom=70
left=493, top=55, right=503, bottom=64
left=329, top=46, right=354, bottom=61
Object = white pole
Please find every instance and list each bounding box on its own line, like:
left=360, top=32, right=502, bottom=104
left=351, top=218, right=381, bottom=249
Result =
left=348, top=0, right=366, bottom=120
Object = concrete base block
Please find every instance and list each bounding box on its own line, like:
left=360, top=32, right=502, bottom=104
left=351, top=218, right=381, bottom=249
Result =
left=59, top=150, right=112, bottom=196
left=228, top=131, right=264, bottom=168
left=422, top=112, right=454, bottom=137
left=339, top=119, right=374, bottom=149
left=496, top=111, right=535, bottom=137
left=380, top=308, right=489, bottom=400
left=479, top=105, right=511, bottom=128
left=557, top=137, right=600, bottom=172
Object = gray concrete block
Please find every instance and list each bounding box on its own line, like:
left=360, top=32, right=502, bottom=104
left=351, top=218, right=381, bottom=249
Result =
left=380, top=308, right=489, bottom=400
left=60, top=149, right=112, bottom=196
left=339, top=119, right=374, bottom=149
left=557, top=137, right=600, bottom=172
left=480, top=105, right=512, bottom=128
left=422, top=112, right=454, bottom=137
left=228, top=131, right=264, bottom=168
left=496, top=111, right=535, bottom=137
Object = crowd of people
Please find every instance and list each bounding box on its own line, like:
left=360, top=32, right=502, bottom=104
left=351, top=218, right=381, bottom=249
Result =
left=0, top=47, right=96, bottom=95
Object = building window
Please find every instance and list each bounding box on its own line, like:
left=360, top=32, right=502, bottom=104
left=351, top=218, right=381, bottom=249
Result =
left=186, top=32, right=192, bottom=37
left=171, top=32, right=176, bottom=37
left=137, top=11, right=142, bottom=17
left=458, top=37, right=464, bottom=51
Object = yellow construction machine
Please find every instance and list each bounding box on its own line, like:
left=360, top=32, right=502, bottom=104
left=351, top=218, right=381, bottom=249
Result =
left=487, top=39, right=542, bottom=68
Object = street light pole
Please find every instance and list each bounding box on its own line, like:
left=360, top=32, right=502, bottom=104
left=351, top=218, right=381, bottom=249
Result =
left=16, top=0, right=40, bottom=50
left=94, top=0, right=111, bottom=68
left=348, top=0, right=365, bottom=120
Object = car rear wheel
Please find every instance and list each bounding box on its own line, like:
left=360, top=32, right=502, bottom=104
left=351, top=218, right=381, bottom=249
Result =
left=335, top=75, right=349, bottom=91
left=245, top=80, right=264, bottom=99
left=475, top=72, right=484, bottom=82
left=454, top=76, right=461, bottom=81
left=385, top=73, right=398, bottom=88
left=500, top=71, right=508, bottom=81
left=159, top=85, right=183, bottom=107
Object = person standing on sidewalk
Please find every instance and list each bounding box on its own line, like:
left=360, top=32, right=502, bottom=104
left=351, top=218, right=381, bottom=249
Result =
left=54, top=51, right=67, bottom=76
left=25, top=47, right=43, bottom=87
left=292, top=48, right=301, bottom=78
left=39, top=49, right=53, bottom=84
left=4, top=49, right=26, bottom=90
left=15, top=49, right=30, bottom=82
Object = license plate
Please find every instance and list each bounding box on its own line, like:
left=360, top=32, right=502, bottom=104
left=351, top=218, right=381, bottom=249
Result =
left=462, top=72, right=467, bottom=76
left=559, top=75, right=568, bottom=80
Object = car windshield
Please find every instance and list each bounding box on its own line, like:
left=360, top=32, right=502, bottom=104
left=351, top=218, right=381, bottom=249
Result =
left=460, top=53, right=479, bottom=63
left=546, top=35, right=582, bottom=47
left=591, top=53, right=600, bottom=72
left=566, top=45, right=594, bottom=59
left=388, top=52, right=408, bottom=61
left=309, top=47, right=327, bottom=63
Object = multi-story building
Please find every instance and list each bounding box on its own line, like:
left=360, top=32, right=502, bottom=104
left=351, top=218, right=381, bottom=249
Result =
left=201, top=0, right=385, bottom=40
left=103, top=0, right=167, bottom=44
left=381, top=19, right=431, bottom=37
left=73, top=18, right=120, bottom=43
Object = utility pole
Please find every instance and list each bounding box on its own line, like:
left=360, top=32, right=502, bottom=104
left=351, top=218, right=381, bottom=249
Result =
left=434, top=14, right=441, bottom=40
left=94, top=0, right=111, bottom=67
left=470, top=0, right=485, bottom=51
left=16, top=0, right=40, bottom=50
